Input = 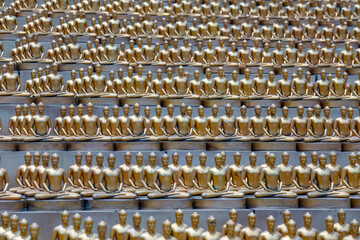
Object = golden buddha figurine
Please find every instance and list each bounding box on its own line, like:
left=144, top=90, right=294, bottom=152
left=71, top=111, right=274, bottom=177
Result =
left=0, top=212, right=10, bottom=236
left=2, top=62, right=20, bottom=94
left=241, top=152, right=262, bottom=194
left=255, top=153, right=297, bottom=198
left=334, top=209, right=349, bottom=239
left=326, top=152, right=342, bottom=189
left=341, top=153, right=360, bottom=194
left=77, top=217, right=97, bottom=240
left=128, top=212, right=146, bottom=240
left=51, top=211, right=71, bottom=240
left=183, top=212, right=204, bottom=240
left=220, top=220, right=236, bottom=240
left=94, top=221, right=109, bottom=240
left=200, top=216, right=221, bottom=240
left=66, top=153, right=83, bottom=193
left=343, top=220, right=359, bottom=240
left=109, top=210, right=131, bottom=240
left=308, top=154, right=349, bottom=198
left=10, top=152, right=32, bottom=195
left=318, top=216, right=340, bottom=240
left=277, top=211, right=292, bottom=237
left=34, top=153, right=80, bottom=200
left=280, top=220, right=301, bottom=240
left=222, top=209, right=242, bottom=237
left=92, top=154, right=136, bottom=199
left=128, top=152, right=153, bottom=196
left=158, top=220, right=176, bottom=240
left=201, top=153, right=244, bottom=198
left=146, top=154, right=190, bottom=199
left=139, top=216, right=161, bottom=240
left=296, top=213, right=318, bottom=240
left=171, top=209, right=188, bottom=240
left=261, top=104, right=281, bottom=141
left=239, top=213, right=261, bottom=240
left=277, top=152, right=293, bottom=189
left=291, top=153, right=313, bottom=194
left=259, top=215, right=281, bottom=240
left=3, top=215, right=20, bottom=240
left=63, top=213, right=82, bottom=240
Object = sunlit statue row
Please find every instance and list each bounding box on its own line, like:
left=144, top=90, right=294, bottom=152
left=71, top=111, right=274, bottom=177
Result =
left=7, top=102, right=360, bottom=142
left=12, top=0, right=360, bottom=22
left=14, top=35, right=360, bottom=68
left=0, top=212, right=39, bottom=240
left=4, top=63, right=360, bottom=101
left=50, top=208, right=359, bottom=240
left=17, top=8, right=360, bottom=44
left=9, top=150, right=360, bottom=200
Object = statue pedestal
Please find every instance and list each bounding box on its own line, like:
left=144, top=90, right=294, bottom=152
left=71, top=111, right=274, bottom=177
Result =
left=350, top=196, right=360, bottom=208
left=201, top=99, right=241, bottom=107
left=298, top=196, right=351, bottom=208
left=243, top=100, right=281, bottom=108
left=121, top=98, right=160, bottom=106
left=18, top=142, right=66, bottom=151
left=297, top=142, right=342, bottom=151
left=193, top=197, right=245, bottom=209
left=282, top=100, right=320, bottom=108
left=252, top=142, right=296, bottom=151
left=78, top=97, right=119, bottom=106
left=84, top=198, right=139, bottom=210
left=0, top=96, right=33, bottom=104
left=246, top=196, right=298, bottom=208
left=163, top=98, right=201, bottom=107
left=342, top=143, right=360, bottom=151
left=322, top=100, right=358, bottom=108
left=0, top=142, right=16, bottom=151
left=139, top=197, right=193, bottom=209
left=115, top=142, right=160, bottom=150
left=34, top=96, right=75, bottom=105
left=26, top=198, right=83, bottom=211
left=162, top=141, right=206, bottom=150
left=67, top=142, right=114, bottom=151
left=0, top=200, right=25, bottom=211
left=207, top=142, right=251, bottom=151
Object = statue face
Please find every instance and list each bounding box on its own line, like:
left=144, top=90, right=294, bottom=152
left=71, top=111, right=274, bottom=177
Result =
left=148, top=220, right=156, bottom=232
left=212, top=106, right=218, bottom=115
left=268, top=219, right=275, bottom=230
left=248, top=216, right=256, bottom=226
left=119, top=213, right=127, bottom=223
left=108, top=156, right=115, bottom=166
left=300, top=155, right=307, bottom=165
left=304, top=216, right=312, bottom=226
left=85, top=220, right=93, bottom=232
left=133, top=216, right=141, bottom=226
left=61, top=214, right=69, bottom=224
left=162, top=156, right=169, bottom=166
left=73, top=217, right=81, bottom=228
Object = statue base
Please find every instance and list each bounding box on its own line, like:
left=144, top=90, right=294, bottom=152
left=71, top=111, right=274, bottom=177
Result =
left=139, top=197, right=193, bottom=209
left=342, top=143, right=360, bottom=151
left=34, top=96, right=75, bottom=105
left=0, top=96, right=33, bottom=104
left=162, top=141, right=206, bottom=150
left=246, top=196, right=298, bottom=208
left=207, top=142, right=251, bottom=151
left=121, top=98, right=160, bottom=106
left=252, top=142, right=296, bottom=151
left=78, top=97, right=119, bottom=106
left=84, top=198, right=139, bottom=210
left=298, top=197, right=351, bottom=208
left=282, top=100, right=320, bottom=108
left=115, top=142, right=160, bottom=150
left=0, top=200, right=25, bottom=211
left=193, top=197, right=245, bottom=209
left=297, top=142, right=342, bottom=151
left=163, top=98, right=201, bottom=107
left=350, top=196, right=360, bottom=208
left=67, top=142, right=114, bottom=151
left=18, top=142, right=66, bottom=151
left=0, top=142, right=16, bottom=150
left=322, top=100, right=358, bottom=108
left=201, top=99, right=241, bottom=107
left=26, top=198, right=83, bottom=211
left=243, top=100, right=281, bottom=108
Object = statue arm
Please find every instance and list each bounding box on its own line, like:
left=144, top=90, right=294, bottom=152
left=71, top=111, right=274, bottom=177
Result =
left=310, top=170, right=319, bottom=191
left=171, top=171, right=177, bottom=192
left=79, top=118, right=86, bottom=136
left=153, top=171, right=163, bottom=192
left=16, top=169, right=25, bottom=187
left=259, top=169, right=269, bottom=191
left=207, top=171, right=216, bottom=192
left=87, top=170, right=96, bottom=191
left=333, top=120, right=341, bottom=137
left=128, top=169, right=136, bottom=188
left=3, top=171, right=9, bottom=192
left=51, top=229, right=59, bottom=240
left=306, top=118, right=314, bottom=137
left=77, top=169, right=85, bottom=188
left=67, top=169, right=76, bottom=187
left=341, top=168, right=351, bottom=189
left=61, top=171, right=67, bottom=192
left=98, top=171, right=107, bottom=192
left=16, top=75, right=20, bottom=91
left=291, top=169, right=301, bottom=189
left=29, top=118, right=36, bottom=136
left=46, top=118, right=52, bottom=136
left=263, top=118, right=270, bottom=136
left=42, top=171, right=51, bottom=193
left=177, top=169, right=187, bottom=188
left=192, top=170, right=200, bottom=189
left=23, top=169, right=32, bottom=188
left=7, top=119, right=14, bottom=135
